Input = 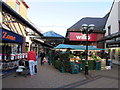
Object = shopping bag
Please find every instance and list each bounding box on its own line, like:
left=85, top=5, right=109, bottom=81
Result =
left=42, top=57, right=48, bottom=63
left=16, top=68, right=23, bottom=72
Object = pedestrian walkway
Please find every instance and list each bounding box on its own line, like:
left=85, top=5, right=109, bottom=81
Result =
left=2, top=63, right=119, bottom=88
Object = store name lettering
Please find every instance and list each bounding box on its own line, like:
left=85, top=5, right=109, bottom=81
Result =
left=2, top=32, right=16, bottom=41
left=76, top=34, right=90, bottom=40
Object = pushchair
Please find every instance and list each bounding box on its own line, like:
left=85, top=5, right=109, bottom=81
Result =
left=14, top=60, right=29, bottom=77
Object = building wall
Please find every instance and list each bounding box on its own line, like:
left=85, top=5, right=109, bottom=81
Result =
left=0, top=2, right=2, bottom=24
left=2, top=0, right=29, bottom=37
left=3, top=0, right=29, bottom=20
left=105, top=1, right=119, bottom=36
left=19, top=0, right=29, bottom=20
left=97, top=33, right=104, bottom=41
left=2, top=0, right=30, bottom=52
left=4, top=0, right=16, bottom=10
left=105, top=0, right=120, bottom=64
left=118, top=1, right=120, bottom=20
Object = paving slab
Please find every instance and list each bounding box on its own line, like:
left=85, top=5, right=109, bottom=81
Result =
left=2, top=64, right=119, bottom=89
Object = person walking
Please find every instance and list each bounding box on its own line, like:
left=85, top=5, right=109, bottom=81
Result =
left=35, top=54, right=38, bottom=73
left=40, top=50, right=45, bottom=65
left=105, top=52, right=110, bottom=66
left=27, top=48, right=36, bottom=76
left=38, top=49, right=41, bottom=64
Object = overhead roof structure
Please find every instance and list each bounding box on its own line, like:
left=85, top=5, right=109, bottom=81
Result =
left=43, top=31, right=64, bottom=39
left=33, top=39, right=54, bottom=48
left=1, top=1, right=43, bottom=36
left=68, top=17, right=107, bottom=31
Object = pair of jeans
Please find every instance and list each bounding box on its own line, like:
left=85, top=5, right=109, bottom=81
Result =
left=29, top=60, right=35, bottom=75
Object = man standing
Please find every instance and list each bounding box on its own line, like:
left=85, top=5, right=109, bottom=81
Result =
left=40, top=50, right=45, bottom=65
left=28, top=48, right=36, bottom=76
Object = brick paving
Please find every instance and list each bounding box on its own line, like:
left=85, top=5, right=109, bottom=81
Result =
left=2, top=63, right=120, bottom=88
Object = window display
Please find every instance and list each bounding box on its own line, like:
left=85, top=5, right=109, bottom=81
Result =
left=1, top=43, right=23, bottom=71
left=112, top=49, right=116, bottom=60
left=118, top=49, right=120, bottom=61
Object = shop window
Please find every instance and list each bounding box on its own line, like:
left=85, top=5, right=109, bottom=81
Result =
left=118, top=49, right=120, bottom=61
left=108, top=26, right=111, bottom=35
left=112, top=49, right=116, bottom=60
left=108, top=49, right=111, bottom=54
left=15, top=0, right=20, bottom=13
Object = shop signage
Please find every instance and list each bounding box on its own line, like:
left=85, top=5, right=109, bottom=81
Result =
left=2, top=32, right=16, bottom=41
left=69, top=32, right=97, bottom=41
left=2, top=29, right=23, bottom=43
left=106, top=43, right=120, bottom=48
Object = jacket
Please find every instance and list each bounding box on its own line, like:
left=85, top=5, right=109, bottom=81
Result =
left=40, top=52, right=45, bottom=58
left=27, top=51, right=36, bottom=61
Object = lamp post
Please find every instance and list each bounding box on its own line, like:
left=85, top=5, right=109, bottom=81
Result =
left=81, top=24, right=95, bottom=75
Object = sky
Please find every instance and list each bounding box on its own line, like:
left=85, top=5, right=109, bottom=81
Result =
left=25, top=0, right=113, bottom=37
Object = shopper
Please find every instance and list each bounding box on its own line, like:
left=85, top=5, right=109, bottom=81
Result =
left=38, top=49, right=42, bottom=64
left=40, top=50, right=45, bottom=65
left=105, top=52, right=110, bottom=66
left=35, top=54, right=38, bottom=73
left=27, top=48, right=36, bottom=76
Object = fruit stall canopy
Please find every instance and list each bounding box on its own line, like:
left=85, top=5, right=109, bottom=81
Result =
left=54, top=44, right=106, bottom=50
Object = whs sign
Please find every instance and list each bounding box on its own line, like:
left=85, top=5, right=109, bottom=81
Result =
left=69, top=32, right=97, bottom=41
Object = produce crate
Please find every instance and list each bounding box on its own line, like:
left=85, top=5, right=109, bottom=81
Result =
left=54, top=60, right=61, bottom=69
left=80, top=60, right=85, bottom=71
left=76, top=62, right=82, bottom=72
left=88, top=60, right=95, bottom=70
left=70, top=62, right=79, bottom=74
left=101, top=59, right=106, bottom=70
left=95, top=61, right=101, bottom=70
left=60, top=67, right=65, bottom=73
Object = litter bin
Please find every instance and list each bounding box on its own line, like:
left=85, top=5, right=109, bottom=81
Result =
left=95, top=61, right=101, bottom=70
left=70, top=62, right=79, bottom=74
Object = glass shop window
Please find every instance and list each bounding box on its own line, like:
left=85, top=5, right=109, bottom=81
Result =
left=112, top=49, right=116, bottom=60
left=118, top=49, right=120, bottom=61
left=108, top=26, right=111, bottom=36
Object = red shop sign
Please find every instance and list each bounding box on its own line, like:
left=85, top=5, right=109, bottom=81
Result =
left=69, top=32, right=97, bottom=41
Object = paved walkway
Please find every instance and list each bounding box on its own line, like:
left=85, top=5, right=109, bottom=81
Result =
left=2, top=63, right=120, bottom=89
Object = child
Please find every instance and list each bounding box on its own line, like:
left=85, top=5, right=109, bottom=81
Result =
left=16, top=59, right=25, bottom=75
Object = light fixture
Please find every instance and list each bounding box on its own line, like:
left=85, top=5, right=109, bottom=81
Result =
left=81, top=24, right=95, bottom=75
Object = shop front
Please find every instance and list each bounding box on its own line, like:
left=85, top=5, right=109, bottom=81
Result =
left=67, top=32, right=104, bottom=49
left=1, top=28, right=27, bottom=73
left=32, top=39, right=53, bottom=56
left=106, top=41, right=120, bottom=65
